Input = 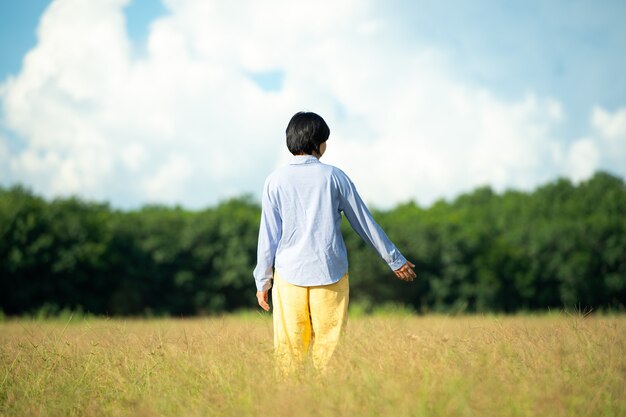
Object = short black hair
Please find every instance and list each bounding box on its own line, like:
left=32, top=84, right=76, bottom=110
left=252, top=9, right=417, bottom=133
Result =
left=285, top=112, right=330, bottom=156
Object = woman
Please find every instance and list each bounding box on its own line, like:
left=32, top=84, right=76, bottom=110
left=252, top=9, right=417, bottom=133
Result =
left=253, top=111, right=416, bottom=374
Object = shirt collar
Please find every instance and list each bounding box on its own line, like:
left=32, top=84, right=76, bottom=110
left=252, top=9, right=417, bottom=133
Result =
left=289, top=155, right=321, bottom=165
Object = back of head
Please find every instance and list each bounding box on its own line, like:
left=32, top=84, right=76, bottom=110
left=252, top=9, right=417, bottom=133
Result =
left=286, top=112, right=330, bottom=155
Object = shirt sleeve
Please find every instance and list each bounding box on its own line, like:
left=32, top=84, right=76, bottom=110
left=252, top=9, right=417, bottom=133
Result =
left=253, top=178, right=282, bottom=291
left=336, top=172, right=407, bottom=271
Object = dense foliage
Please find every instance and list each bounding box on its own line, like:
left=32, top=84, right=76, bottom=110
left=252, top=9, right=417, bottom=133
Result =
left=1, top=172, right=625, bottom=315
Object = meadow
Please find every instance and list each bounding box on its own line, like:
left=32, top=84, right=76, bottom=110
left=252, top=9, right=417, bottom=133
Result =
left=1, top=312, right=624, bottom=417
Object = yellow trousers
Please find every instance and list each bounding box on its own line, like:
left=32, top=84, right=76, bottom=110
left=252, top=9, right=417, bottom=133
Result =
left=272, top=271, right=349, bottom=374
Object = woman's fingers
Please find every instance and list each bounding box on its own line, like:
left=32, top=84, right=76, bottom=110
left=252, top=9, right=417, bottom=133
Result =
left=256, top=291, right=270, bottom=311
left=395, top=262, right=416, bottom=281
left=404, top=270, right=414, bottom=281
left=406, top=266, right=416, bottom=279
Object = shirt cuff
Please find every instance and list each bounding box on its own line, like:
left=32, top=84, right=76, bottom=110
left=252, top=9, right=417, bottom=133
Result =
left=388, top=254, right=407, bottom=271
left=256, top=278, right=273, bottom=292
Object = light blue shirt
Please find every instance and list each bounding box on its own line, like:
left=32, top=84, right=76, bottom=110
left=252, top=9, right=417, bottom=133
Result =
left=253, top=155, right=407, bottom=291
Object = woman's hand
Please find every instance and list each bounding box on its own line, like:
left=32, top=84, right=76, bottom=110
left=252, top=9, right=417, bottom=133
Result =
left=256, top=290, right=270, bottom=311
left=394, top=261, right=416, bottom=282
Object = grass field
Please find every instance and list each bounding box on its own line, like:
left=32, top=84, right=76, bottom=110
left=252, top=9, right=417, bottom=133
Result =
left=1, top=313, right=624, bottom=417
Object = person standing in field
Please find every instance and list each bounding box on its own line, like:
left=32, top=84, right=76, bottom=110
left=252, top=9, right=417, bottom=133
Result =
left=253, top=111, right=416, bottom=374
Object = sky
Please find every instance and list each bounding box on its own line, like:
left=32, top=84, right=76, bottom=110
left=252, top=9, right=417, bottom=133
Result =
left=0, top=0, right=625, bottom=209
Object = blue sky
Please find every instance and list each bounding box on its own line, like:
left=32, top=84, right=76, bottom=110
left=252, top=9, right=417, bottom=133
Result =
left=388, top=0, right=626, bottom=136
left=0, top=0, right=625, bottom=208
left=0, top=1, right=50, bottom=77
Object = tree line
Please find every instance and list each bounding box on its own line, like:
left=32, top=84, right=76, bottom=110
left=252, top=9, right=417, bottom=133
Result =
left=1, top=171, right=624, bottom=316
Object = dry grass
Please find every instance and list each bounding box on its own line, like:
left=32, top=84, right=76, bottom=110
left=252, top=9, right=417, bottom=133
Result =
left=1, top=313, right=624, bottom=416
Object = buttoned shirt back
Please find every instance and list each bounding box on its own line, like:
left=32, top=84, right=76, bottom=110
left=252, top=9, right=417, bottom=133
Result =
left=253, top=155, right=406, bottom=291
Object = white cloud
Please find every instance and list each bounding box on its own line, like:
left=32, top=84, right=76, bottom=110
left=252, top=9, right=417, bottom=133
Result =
left=564, top=139, right=599, bottom=183
left=592, top=106, right=626, bottom=140
left=143, top=154, right=192, bottom=201
left=0, top=0, right=624, bottom=208
left=591, top=106, right=626, bottom=177
left=556, top=106, right=626, bottom=185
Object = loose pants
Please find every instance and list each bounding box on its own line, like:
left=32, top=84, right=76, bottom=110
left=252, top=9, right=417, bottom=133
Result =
left=272, top=271, right=349, bottom=374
